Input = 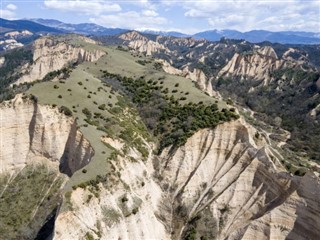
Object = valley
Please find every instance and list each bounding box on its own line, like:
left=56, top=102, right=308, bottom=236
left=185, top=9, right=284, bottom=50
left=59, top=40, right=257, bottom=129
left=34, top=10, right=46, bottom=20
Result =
left=0, top=28, right=319, bottom=240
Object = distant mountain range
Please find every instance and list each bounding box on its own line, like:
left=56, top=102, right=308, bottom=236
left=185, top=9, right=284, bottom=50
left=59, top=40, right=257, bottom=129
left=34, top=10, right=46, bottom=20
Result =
left=30, top=18, right=127, bottom=36
left=0, top=18, right=61, bottom=34
left=193, top=29, right=320, bottom=44
left=1, top=18, right=319, bottom=44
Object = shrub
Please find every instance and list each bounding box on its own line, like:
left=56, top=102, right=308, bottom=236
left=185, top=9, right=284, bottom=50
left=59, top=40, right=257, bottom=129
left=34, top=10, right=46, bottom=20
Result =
left=58, top=95, right=62, bottom=98
left=59, top=106, right=72, bottom=116
left=98, top=104, right=106, bottom=110
left=82, top=108, right=92, bottom=118
left=132, top=208, right=139, bottom=215
left=82, top=169, right=87, bottom=174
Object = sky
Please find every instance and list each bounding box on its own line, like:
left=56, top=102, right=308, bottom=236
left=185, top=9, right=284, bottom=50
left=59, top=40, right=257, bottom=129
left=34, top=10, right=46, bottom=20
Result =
left=0, top=0, right=319, bottom=34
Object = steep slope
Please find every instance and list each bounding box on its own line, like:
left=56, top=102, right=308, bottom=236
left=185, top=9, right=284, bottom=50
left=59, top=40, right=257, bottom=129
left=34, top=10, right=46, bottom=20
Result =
left=2, top=33, right=320, bottom=240
left=160, top=59, right=217, bottom=97
left=0, top=94, right=94, bottom=239
left=217, top=46, right=288, bottom=84
left=15, top=36, right=106, bottom=85
left=214, top=45, right=320, bottom=160
left=119, top=31, right=167, bottom=56
left=119, top=31, right=320, bottom=162
left=52, top=118, right=320, bottom=240
left=0, top=94, right=93, bottom=174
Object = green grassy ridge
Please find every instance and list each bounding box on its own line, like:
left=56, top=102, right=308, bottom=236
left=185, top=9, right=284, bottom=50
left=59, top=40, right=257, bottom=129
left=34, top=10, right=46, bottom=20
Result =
left=81, top=46, right=224, bottom=107
left=27, top=42, right=233, bottom=189
left=28, top=62, right=151, bottom=190
left=28, top=67, right=117, bottom=190
left=100, top=70, right=239, bottom=152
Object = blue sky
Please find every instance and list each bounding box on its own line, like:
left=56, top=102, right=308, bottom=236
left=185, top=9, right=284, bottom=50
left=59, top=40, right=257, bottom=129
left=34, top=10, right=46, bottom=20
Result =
left=0, top=0, right=319, bottom=34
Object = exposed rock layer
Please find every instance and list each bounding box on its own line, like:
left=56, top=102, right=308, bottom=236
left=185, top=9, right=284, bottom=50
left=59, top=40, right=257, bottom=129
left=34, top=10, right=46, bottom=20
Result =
left=52, top=119, right=320, bottom=240
left=218, top=46, right=287, bottom=83
left=160, top=60, right=216, bottom=97
left=0, top=94, right=94, bottom=174
left=15, top=37, right=106, bottom=85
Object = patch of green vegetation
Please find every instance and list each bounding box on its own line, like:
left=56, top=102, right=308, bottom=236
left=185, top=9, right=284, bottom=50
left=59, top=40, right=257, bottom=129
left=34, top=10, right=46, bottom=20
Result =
left=101, top=71, right=238, bottom=152
left=28, top=66, right=121, bottom=190
left=185, top=227, right=197, bottom=240
left=0, top=48, right=33, bottom=91
left=102, top=206, right=122, bottom=227
left=117, top=195, right=142, bottom=218
left=0, top=164, right=64, bottom=239
left=215, top=68, right=320, bottom=162
left=85, top=232, right=94, bottom=240
left=59, top=105, right=73, bottom=116
left=42, top=67, right=72, bottom=82
left=64, top=191, right=73, bottom=210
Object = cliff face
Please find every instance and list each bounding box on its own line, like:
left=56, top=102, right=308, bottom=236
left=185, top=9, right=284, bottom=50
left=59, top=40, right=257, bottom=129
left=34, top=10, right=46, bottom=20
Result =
left=52, top=118, right=320, bottom=240
left=0, top=94, right=94, bottom=174
left=119, top=31, right=167, bottom=56
left=0, top=94, right=94, bottom=239
left=15, top=37, right=106, bottom=85
left=218, top=46, right=288, bottom=84
left=160, top=60, right=217, bottom=97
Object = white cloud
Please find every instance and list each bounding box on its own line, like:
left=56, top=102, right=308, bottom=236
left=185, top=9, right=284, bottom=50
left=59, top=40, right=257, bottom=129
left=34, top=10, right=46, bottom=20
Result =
left=39, top=0, right=319, bottom=32
left=0, top=9, right=16, bottom=19
left=182, top=0, right=320, bottom=32
left=6, top=4, right=17, bottom=11
left=90, top=11, right=168, bottom=30
left=44, top=0, right=121, bottom=15
left=142, top=10, right=158, bottom=17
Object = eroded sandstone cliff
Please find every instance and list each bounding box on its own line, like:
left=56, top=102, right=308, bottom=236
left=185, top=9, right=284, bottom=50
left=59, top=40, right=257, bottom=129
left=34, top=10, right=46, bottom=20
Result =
left=52, top=118, right=320, bottom=240
left=15, top=36, right=106, bottom=85
left=217, top=46, right=288, bottom=84
left=0, top=94, right=94, bottom=175
left=160, top=59, right=217, bottom=97
left=0, top=94, right=95, bottom=239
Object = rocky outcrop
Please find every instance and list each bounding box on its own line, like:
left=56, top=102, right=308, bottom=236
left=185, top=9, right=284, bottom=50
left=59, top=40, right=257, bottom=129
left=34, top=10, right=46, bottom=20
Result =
left=218, top=46, right=288, bottom=84
left=0, top=94, right=94, bottom=175
left=119, top=31, right=149, bottom=42
left=257, top=46, right=278, bottom=59
left=119, top=31, right=167, bottom=56
left=4, top=30, right=33, bottom=38
left=184, top=66, right=216, bottom=97
left=160, top=60, right=217, bottom=97
left=15, top=36, right=106, bottom=85
left=157, top=120, right=320, bottom=239
left=0, top=57, right=4, bottom=67
left=52, top=118, right=320, bottom=240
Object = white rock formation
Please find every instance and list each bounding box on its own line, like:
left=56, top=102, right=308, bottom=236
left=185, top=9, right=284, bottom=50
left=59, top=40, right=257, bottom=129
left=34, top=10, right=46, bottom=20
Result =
left=0, top=57, right=5, bottom=67
left=160, top=60, right=217, bottom=97
left=52, top=118, right=320, bottom=240
left=0, top=94, right=94, bottom=175
left=218, top=46, right=288, bottom=84
left=119, top=31, right=168, bottom=56
left=15, top=37, right=106, bottom=85
left=183, top=66, right=215, bottom=97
